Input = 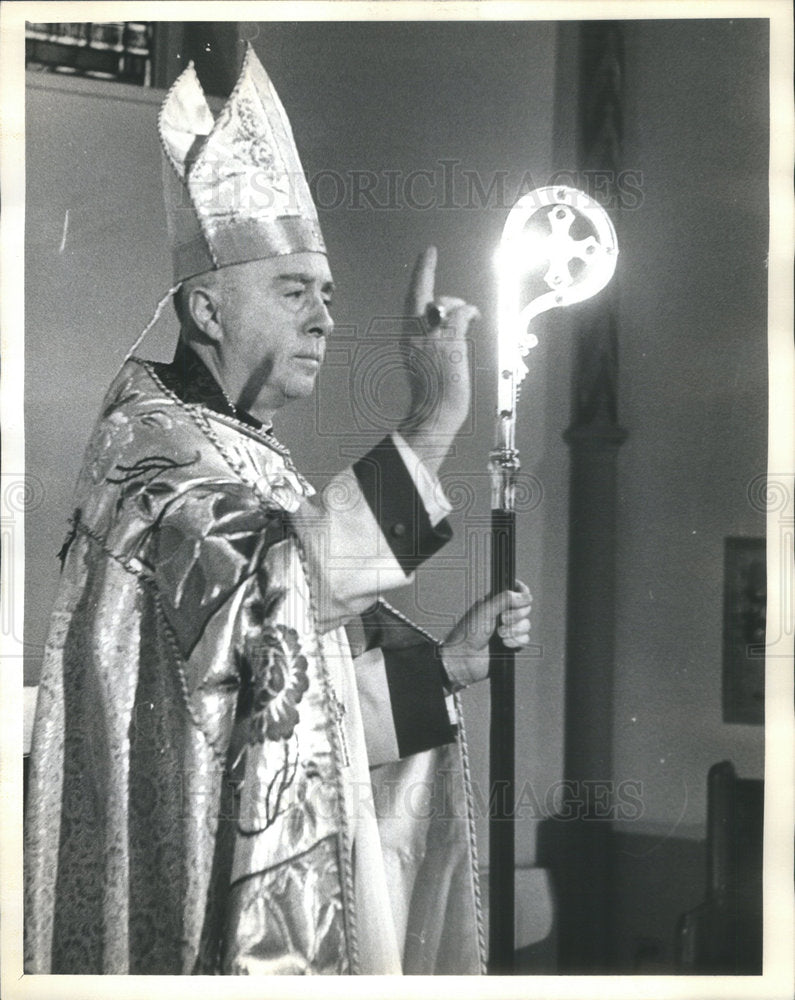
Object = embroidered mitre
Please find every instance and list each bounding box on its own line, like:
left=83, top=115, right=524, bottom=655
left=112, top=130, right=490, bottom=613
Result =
left=159, top=43, right=326, bottom=282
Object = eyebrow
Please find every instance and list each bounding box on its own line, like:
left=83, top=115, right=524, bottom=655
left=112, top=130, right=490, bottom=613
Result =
left=275, top=273, right=335, bottom=292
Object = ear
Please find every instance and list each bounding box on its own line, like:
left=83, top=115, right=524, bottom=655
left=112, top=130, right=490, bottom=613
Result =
left=188, top=285, right=224, bottom=342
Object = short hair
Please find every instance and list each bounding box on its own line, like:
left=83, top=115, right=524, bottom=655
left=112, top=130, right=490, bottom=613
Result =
left=173, top=283, right=191, bottom=329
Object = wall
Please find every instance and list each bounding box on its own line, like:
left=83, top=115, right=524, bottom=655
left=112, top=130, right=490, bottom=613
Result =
left=24, top=72, right=174, bottom=681
left=612, top=18, right=768, bottom=832
left=606, top=19, right=768, bottom=967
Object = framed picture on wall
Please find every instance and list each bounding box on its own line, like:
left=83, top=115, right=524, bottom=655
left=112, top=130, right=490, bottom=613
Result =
left=722, top=536, right=766, bottom=725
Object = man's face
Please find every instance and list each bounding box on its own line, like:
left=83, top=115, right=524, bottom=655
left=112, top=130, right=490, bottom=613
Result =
left=215, top=252, right=334, bottom=420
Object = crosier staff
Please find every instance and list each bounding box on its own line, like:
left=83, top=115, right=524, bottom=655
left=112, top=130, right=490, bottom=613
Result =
left=487, top=187, right=618, bottom=974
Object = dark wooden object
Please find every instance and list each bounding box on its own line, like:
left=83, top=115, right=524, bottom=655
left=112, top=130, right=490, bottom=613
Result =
left=676, top=760, right=763, bottom=974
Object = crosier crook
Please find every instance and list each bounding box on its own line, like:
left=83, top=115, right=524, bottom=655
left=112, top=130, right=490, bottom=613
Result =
left=487, top=187, right=618, bottom=975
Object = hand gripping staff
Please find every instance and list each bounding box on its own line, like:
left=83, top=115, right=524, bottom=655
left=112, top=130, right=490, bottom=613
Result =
left=487, top=187, right=618, bottom=974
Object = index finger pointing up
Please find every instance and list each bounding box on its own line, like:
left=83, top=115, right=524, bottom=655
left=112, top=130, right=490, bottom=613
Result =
left=405, top=245, right=437, bottom=316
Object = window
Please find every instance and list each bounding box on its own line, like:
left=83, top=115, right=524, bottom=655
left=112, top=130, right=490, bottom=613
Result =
left=25, top=22, right=153, bottom=86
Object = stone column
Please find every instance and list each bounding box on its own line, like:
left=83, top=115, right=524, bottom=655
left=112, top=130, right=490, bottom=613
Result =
left=555, top=21, right=628, bottom=972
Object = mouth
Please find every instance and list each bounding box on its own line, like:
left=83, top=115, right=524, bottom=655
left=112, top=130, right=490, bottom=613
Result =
left=294, top=354, right=322, bottom=365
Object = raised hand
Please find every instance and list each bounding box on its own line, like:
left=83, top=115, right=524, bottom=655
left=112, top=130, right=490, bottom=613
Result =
left=398, top=246, right=480, bottom=474
left=440, top=581, right=533, bottom=690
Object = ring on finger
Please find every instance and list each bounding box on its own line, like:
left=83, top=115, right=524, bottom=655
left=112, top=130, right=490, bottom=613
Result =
left=424, top=301, right=447, bottom=329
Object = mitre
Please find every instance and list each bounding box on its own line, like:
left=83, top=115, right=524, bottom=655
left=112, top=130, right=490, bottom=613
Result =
left=158, top=42, right=326, bottom=283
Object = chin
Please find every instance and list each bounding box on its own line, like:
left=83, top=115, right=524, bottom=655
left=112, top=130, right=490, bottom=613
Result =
left=284, top=375, right=319, bottom=400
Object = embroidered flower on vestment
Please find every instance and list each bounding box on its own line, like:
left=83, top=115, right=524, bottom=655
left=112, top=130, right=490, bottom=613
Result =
left=249, top=624, right=309, bottom=743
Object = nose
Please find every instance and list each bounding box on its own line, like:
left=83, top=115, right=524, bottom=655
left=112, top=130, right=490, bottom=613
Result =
left=306, top=293, right=334, bottom=338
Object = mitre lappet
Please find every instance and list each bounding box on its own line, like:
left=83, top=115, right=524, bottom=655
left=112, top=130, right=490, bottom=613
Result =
left=158, top=42, right=326, bottom=284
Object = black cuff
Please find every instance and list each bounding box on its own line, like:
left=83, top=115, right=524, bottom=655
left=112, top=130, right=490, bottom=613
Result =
left=383, top=645, right=457, bottom=757
left=352, top=436, right=452, bottom=574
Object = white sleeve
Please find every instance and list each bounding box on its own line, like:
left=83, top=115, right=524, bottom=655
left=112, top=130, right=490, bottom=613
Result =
left=290, top=436, right=453, bottom=631
left=390, top=432, right=452, bottom=528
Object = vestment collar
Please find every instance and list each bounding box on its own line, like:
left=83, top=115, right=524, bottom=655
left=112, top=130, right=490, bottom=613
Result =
left=152, top=340, right=272, bottom=434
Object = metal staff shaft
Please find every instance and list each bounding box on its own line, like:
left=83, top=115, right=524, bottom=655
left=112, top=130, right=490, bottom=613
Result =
left=487, top=409, right=520, bottom=973
left=488, top=440, right=518, bottom=973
